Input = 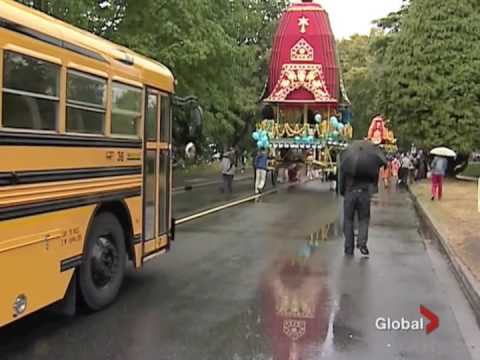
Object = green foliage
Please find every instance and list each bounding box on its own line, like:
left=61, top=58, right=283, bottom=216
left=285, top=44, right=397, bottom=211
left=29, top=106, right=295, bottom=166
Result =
left=17, top=0, right=125, bottom=36
left=339, top=0, right=480, bottom=155
left=337, top=34, right=378, bottom=139
left=380, top=0, right=480, bottom=153
left=461, top=163, right=480, bottom=178
left=114, top=0, right=288, bottom=151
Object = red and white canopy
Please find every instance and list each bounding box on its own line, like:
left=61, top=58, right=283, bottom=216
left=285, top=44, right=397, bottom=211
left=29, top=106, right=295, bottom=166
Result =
left=265, top=1, right=339, bottom=109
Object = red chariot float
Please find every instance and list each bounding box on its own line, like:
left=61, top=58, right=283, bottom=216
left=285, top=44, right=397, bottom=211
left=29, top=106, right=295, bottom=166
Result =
left=258, top=0, right=353, bottom=172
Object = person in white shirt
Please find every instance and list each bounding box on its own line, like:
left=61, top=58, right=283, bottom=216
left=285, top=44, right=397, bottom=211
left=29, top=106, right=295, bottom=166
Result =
left=399, top=153, right=412, bottom=186
left=221, top=149, right=235, bottom=193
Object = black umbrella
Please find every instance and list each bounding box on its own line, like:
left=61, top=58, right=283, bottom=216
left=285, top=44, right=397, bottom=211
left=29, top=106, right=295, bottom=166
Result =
left=341, top=140, right=388, bottom=181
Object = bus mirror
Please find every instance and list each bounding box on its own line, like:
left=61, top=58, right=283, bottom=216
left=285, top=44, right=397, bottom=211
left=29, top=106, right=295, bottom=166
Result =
left=188, top=106, right=203, bottom=138
left=192, top=106, right=203, bottom=127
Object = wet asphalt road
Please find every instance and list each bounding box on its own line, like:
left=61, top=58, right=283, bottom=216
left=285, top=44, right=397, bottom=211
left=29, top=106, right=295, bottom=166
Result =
left=173, top=176, right=274, bottom=219
left=0, top=181, right=476, bottom=360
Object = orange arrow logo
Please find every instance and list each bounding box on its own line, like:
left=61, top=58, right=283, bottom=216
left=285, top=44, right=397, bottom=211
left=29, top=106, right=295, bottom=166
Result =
left=420, top=305, right=439, bottom=334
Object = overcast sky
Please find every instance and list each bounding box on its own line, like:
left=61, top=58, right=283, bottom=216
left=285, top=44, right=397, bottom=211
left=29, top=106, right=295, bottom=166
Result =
left=318, top=0, right=404, bottom=39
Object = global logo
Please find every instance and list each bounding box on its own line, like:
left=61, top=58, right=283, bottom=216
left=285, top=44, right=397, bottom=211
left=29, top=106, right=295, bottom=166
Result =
left=375, top=305, right=440, bottom=334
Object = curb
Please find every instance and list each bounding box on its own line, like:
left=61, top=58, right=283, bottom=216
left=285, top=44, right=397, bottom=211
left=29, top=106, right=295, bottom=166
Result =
left=456, top=175, right=478, bottom=182
left=175, top=176, right=322, bottom=225
left=410, top=189, right=480, bottom=326
left=175, top=187, right=278, bottom=225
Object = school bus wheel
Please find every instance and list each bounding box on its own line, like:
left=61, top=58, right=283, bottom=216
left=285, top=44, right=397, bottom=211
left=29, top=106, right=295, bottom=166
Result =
left=78, top=212, right=127, bottom=310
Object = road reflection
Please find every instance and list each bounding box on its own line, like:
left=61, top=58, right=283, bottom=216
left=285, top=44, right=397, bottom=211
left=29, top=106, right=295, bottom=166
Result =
left=262, top=222, right=342, bottom=360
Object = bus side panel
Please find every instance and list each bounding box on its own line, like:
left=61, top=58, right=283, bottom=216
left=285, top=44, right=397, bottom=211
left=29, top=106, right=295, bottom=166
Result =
left=0, top=205, right=95, bottom=327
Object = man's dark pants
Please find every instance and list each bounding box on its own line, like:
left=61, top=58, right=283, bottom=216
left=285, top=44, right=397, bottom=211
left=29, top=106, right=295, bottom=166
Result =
left=344, top=188, right=371, bottom=252
left=222, top=174, right=234, bottom=193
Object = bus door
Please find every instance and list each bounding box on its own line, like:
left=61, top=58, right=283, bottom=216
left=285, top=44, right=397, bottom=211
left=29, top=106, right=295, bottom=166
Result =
left=142, top=88, right=171, bottom=260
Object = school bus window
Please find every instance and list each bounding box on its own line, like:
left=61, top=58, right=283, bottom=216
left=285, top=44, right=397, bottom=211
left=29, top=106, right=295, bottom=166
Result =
left=146, top=92, right=158, bottom=141
left=66, top=70, right=106, bottom=134
left=2, top=51, right=59, bottom=130
left=159, top=95, right=171, bottom=142
left=111, top=82, right=142, bottom=136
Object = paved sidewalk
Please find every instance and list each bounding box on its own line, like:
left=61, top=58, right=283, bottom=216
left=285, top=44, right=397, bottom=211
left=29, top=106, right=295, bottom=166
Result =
left=411, top=180, right=480, bottom=319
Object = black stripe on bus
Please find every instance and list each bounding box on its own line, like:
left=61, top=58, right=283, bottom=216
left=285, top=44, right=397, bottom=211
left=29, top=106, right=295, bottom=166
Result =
left=0, top=166, right=142, bottom=186
left=133, top=234, right=142, bottom=244
left=60, top=255, right=83, bottom=272
left=0, top=131, right=142, bottom=148
left=0, top=188, right=141, bottom=221
left=0, top=17, right=108, bottom=63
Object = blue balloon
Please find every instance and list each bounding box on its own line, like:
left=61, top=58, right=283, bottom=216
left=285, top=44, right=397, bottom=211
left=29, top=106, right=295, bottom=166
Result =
left=252, top=132, right=260, bottom=141
left=257, top=140, right=263, bottom=148
left=330, top=116, right=338, bottom=127
left=314, top=113, right=322, bottom=123
left=336, top=123, right=345, bottom=130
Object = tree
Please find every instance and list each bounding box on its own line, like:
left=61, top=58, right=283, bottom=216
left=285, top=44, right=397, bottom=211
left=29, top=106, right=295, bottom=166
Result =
left=380, top=0, right=480, bottom=154
left=110, top=0, right=288, bottom=150
left=17, top=0, right=125, bottom=36
left=337, top=1, right=410, bottom=141
left=338, top=33, right=383, bottom=139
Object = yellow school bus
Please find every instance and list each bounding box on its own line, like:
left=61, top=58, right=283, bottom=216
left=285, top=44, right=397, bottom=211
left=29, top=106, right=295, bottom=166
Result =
left=0, top=0, right=175, bottom=326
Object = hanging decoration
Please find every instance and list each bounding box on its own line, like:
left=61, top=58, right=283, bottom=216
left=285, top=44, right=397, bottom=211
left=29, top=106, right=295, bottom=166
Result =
left=266, top=64, right=336, bottom=103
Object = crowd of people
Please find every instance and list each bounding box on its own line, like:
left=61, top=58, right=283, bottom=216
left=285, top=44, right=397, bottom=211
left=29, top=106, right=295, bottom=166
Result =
left=378, top=149, right=448, bottom=201
left=379, top=150, right=429, bottom=188
left=220, top=146, right=277, bottom=195
left=219, top=144, right=449, bottom=205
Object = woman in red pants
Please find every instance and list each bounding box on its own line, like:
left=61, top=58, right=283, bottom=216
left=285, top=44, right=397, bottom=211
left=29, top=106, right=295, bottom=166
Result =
left=431, top=156, right=448, bottom=200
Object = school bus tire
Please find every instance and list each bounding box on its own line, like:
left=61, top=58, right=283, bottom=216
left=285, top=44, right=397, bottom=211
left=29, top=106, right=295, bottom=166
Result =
left=78, top=212, right=126, bottom=311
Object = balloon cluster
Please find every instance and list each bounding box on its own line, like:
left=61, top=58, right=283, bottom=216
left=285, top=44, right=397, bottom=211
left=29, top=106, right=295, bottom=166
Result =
left=330, top=116, right=345, bottom=131
left=315, top=113, right=348, bottom=131
left=329, top=116, right=346, bottom=139
left=252, top=130, right=270, bottom=149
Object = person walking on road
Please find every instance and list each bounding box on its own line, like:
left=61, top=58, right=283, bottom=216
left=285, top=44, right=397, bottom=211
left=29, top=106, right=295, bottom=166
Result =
left=255, top=149, right=268, bottom=194
left=240, top=150, right=247, bottom=174
left=340, top=140, right=387, bottom=256
left=431, top=155, right=448, bottom=201
left=399, top=153, right=412, bottom=186
left=380, top=160, right=391, bottom=189
left=221, top=148, right=235, bottom=194
left=416, top=150, right=427, bottom=180
left=392, top=155, right=401, bottom=182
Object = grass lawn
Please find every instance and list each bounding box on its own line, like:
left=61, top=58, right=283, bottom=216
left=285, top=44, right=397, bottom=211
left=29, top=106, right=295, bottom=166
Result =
left=460, top=163, right=480, bottom=178
left=174, top=162, right=222, bottom=178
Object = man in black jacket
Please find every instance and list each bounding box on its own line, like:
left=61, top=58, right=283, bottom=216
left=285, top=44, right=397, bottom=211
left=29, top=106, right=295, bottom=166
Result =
left=340, top=143, right=386, bottom=257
